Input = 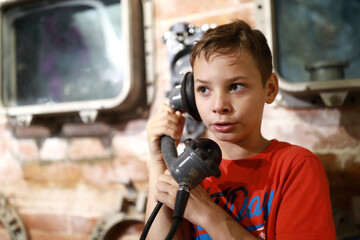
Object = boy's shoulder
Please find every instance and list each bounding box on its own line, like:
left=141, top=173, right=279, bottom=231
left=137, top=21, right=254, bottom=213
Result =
left=264, top=140, right=329, bottom=191
left=264, top=139, right=320, bottom=165
left=269, top=139, right=313, bottom=153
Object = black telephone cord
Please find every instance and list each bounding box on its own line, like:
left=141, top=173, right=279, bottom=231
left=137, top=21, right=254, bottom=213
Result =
left=140, top=201, right=163, bottom=240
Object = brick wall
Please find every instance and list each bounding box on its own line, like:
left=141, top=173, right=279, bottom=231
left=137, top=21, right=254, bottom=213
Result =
left=0, top=0, right=359, bottom=239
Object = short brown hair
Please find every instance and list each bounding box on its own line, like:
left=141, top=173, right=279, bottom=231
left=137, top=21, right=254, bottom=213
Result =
left=190, top=19, right=273, bottom=86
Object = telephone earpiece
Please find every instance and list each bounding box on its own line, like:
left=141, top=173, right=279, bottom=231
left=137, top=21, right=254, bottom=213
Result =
left=140, top=72, right=222, bottom=240
left=169, top=72, right=201, bottom=121
left=165, top=70, right=222, bottom=189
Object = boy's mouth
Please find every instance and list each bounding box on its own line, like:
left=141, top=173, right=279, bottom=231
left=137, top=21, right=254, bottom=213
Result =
left=214, top=121, right=232, bottom=126
left=216, top=123, right=230, bottom=126
left=213, top=122, right=234, bottom=132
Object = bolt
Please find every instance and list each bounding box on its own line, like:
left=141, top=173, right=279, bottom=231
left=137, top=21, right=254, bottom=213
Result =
left=330, top=95, right=342, bottom=106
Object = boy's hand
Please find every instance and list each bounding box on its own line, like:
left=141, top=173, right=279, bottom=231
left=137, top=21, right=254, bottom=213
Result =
left=155, top=170, right=217, bottom=227
left=146, top=103, right=185, bottom=165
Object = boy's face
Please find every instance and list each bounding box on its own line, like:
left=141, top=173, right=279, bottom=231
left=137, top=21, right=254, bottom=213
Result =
left=193, top=50, right=276, bottom=145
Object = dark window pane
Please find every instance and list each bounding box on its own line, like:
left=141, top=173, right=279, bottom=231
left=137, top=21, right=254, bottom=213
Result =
left=3, top=0, right=123, bottom=106
left=274, top=0, right=360, bottom=82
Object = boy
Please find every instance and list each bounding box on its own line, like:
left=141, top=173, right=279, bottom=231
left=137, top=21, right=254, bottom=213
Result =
left=145, top=20, right=337, bottom=240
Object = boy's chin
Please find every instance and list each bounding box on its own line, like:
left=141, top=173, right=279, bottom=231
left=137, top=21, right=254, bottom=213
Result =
left=212, top=132, right=240, bottom=143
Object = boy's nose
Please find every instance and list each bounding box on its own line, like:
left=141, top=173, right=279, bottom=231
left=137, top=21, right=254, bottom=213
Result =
left=212, top=93, right=231, bottom=114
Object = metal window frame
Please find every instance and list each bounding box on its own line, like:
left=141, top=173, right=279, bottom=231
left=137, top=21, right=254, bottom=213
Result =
left=255, top=0, right=360, bottom=107
left=0, top=0, right=154, bottom=126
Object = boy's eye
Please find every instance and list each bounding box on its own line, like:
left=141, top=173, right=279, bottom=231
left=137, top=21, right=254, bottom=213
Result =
left=230, top=83, right=244, bottom=92
left=198, top=86, right=210, bottom=94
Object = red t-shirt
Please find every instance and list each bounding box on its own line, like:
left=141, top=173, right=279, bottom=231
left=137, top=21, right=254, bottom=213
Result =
left=192, top=139, right=337, bottom=240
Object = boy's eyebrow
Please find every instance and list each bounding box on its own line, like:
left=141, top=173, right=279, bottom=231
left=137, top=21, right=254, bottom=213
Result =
left=195, top=76, right=248, bottom=84
left=194, top=79, right=211, bottom=84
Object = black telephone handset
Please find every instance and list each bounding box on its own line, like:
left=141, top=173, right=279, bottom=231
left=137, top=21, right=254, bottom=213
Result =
left=140, top=72, right=222, bottom=240
left=163, top=72, right=222, bottom=187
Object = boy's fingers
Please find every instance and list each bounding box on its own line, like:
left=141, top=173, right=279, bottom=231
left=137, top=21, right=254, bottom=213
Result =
left=161, top=103, right=175, bottom=114
left=155, top=174, right=178, bottom=209
left=155, top=192, right=175, bottom=210
left=147, top=112, right=182, bottom=140
left=158, top=172, right=178, bottom=186
left=155, top=180, right=174, bottom=194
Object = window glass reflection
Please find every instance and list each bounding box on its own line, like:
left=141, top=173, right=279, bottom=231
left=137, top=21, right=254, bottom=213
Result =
left=274, top=0, right=360, bottom=82
left=4, top=0, right=123, bottom=106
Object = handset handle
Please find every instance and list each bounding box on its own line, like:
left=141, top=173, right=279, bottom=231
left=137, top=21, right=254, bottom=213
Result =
left=160, top=135, right=222, bottom=189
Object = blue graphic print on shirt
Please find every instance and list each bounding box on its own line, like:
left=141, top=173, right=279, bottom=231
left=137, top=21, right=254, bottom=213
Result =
left=192, top=187, right=274, bottom=239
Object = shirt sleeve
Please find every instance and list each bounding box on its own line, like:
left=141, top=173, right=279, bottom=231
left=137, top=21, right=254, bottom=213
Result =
left=275, top=154, right=337, bottom=240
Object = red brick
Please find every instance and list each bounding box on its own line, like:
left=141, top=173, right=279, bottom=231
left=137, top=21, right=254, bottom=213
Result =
left=263, top=122, right=359, bottom=150
left=0, top=134, right=12, bottom=156
left=113, top=157, right=149, bottom=183
left=115, top=119, right=147, bottom=136
left=0, top=115, right=8, bottom=132
left=22, top=213, right=68, bottom=233
left=39, top=138, right=68, bottom=161
left=70, top=216, right=97, bottom=234
left=68, top=138, right=111, bottom=161
left=62, top=123, right=111, bottom=137
left=111, top=121, right=150, bottom=159
left=82, top=157, right=148, bottom=185
left=11, top=125, right=51, bottom=139
left=262, top=105, right=360, bottom=149
left=15, top=139, right=39, bottom=160
left=0, top=158, right=23, bottom=183
left=22, top=162, right=81, bottom=186
left=313, top=126, right=359, bottom=148
left=28, top=230, right=88, bottom=240
left=81, top=161, right=116, bottom=186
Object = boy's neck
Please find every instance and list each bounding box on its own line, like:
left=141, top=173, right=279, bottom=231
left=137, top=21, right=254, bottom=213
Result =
left=220, top=138, right=271, bottom=160
left=205, top=131, right=271, bottom=160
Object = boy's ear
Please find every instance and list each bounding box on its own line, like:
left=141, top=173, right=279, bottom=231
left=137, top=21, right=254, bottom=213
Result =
left=265, top=73, right=279, bottom=104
